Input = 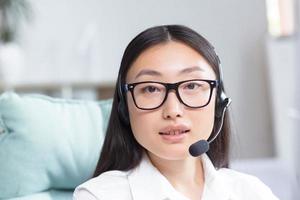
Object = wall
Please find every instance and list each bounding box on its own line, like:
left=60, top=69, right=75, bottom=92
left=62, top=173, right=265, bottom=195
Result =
left=19, top=0, right=274, bottom=159
left=266, top=37, right=297, bottom=168
left=296, top=0, right=300, bottom=194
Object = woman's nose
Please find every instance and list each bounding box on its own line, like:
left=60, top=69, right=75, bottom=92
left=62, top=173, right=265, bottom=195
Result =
left=162, top=91, right=184, bottom=119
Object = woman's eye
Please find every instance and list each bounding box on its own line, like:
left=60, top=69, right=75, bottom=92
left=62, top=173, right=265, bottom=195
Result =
left=185, top=83, right=200, bottom=90
left=143, top=86, right=159, bottom=93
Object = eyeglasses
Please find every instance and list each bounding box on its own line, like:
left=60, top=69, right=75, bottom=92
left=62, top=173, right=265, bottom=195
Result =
left=124, top=79, right=219, bottom=110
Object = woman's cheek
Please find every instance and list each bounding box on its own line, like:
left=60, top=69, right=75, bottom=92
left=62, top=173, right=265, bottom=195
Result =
left=191, top=99, right=216, bottom=140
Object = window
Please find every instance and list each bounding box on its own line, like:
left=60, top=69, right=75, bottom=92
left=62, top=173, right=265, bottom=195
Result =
left=266, top=0, right=296, bottom=37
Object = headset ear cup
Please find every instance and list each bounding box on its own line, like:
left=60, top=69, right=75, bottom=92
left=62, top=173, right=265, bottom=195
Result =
left=215, top=91, right=225, bottom=118
left=213, top=91, right=231, bottom=138
left=215, top=91, right=230, bottom=118
left=118, top=101, right=130, bottom=126
left=117, top=75, right=130, bottom=126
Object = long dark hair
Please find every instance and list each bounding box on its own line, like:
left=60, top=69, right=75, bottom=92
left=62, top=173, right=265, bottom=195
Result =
left=94, top=25, right=231, bottom=177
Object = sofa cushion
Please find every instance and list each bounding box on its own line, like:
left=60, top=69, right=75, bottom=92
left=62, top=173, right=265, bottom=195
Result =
left=7, top=190, right=73, bottom=200
left=0, top=92, right=112, bottom=199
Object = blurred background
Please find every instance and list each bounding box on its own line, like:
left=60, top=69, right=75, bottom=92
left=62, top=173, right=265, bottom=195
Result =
left=0, top=0, right=298, bottom=199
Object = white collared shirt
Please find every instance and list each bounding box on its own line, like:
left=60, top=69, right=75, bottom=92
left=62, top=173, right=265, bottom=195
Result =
left=73, top=154, right=279, bottom=200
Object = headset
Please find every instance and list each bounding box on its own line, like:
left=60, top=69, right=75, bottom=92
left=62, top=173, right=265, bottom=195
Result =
left=117, top=50, right=232, bottom=154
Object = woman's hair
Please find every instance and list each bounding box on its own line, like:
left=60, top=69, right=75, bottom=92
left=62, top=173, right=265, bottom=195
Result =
left=93, top=24, right=231, bottom=177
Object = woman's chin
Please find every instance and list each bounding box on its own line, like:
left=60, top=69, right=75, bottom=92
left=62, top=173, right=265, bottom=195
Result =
left=150, top=148, right=191, bottom=161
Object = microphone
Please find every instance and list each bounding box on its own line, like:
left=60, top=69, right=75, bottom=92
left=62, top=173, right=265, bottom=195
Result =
left=189, top=140, right=209, bottom=157
left=189, top=97, right=231, bottom=157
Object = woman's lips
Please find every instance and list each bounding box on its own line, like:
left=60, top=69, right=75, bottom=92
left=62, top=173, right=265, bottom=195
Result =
left=159, top=130, right=190, bottom=142
left=158, top=124, right=190, bottom=143
left=159, top=130, right=189, bottom=135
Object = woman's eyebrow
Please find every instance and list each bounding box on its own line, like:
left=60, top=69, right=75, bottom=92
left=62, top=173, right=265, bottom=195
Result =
left=134, top=69, right=162, bottom=79
left=179, top=66, right=205, bottom=75
left=134, top=66, right=204, bottom=80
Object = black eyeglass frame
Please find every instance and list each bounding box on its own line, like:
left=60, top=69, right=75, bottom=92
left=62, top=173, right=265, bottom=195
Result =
left=124, top=79, right=219, bottom=110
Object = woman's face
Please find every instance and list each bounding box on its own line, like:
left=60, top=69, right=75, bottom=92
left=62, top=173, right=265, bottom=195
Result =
left=125, top=41, right=217, bottom=160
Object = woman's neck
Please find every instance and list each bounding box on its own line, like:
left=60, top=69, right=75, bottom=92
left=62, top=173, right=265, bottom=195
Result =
left=147, top=152, right=205, bottom=199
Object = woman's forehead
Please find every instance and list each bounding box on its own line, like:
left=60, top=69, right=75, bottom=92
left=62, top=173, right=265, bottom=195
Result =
left=126, top=41, right=216, bottom=82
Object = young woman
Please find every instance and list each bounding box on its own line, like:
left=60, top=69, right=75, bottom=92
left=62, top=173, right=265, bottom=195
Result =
left=73, top=25, right=278, bottom=200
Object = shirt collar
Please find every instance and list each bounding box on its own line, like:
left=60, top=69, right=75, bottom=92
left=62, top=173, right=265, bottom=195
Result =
left=128, top=153, right=232, bottom=200
left=201, top=154, right=232, bottom=200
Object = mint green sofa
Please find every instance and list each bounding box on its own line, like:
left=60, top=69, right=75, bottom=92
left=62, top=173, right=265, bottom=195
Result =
left=0, top=92, right=112, bottom=200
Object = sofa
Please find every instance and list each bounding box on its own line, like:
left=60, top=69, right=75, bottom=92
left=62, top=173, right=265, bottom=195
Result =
left=0, top=92, right=112, bottom=200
